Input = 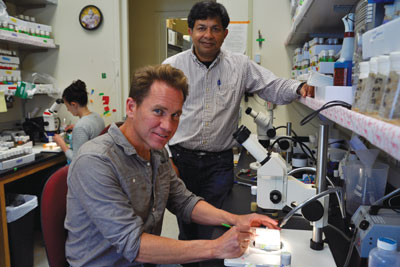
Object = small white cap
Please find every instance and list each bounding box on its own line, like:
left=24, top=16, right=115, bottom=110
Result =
left=251, top=185, right=257, bottom=195
left=359, top=61, right=369, bottom=74
left=377, top=237, right=397, bottom=251
left=377, top=55, right=390, bottom=75
left=281, top=251, right=292, bottom=266
left=389, top=51, right=400, bottom=72
left=369, top=57, right=378, bottom=74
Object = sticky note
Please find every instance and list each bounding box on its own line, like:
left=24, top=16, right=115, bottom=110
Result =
left=91, top=89, right=94, bottom=95
left=102, top=96, right=109, bottom=105
left=112, top=109, right=116, bottom=113
left=104, top=106, right=110, bottom=111
left=102, top=73, right=106, bottom=79
left=90, top=99, right=94, bottom=103
left=0, top=91, right=7, bottom=112
left=99, top=93, right=104, bottom=96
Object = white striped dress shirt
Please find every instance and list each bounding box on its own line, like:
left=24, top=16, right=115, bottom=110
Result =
left=163, top=48, right=301, bottom=152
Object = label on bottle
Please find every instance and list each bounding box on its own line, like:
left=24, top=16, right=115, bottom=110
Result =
left=334, top=68, right=348, bottom=86
left=353, top=77, right=367, bottom=111
left=366, top=73, right=387, bottom=114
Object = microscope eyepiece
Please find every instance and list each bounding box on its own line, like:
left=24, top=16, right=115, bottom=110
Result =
left=233, top=125, right=251, bottom=144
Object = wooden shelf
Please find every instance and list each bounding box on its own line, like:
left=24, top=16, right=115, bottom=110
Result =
left=285, top=0, right=359, bottom=46
left=299, top=97, right=400, bottom=161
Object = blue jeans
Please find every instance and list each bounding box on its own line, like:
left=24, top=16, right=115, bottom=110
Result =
left=170, top=145, right=234, bottom=241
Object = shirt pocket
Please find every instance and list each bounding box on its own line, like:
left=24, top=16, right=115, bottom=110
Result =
left=216, top=83, right=236, bottom=108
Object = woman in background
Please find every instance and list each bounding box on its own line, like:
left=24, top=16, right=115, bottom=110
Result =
left=54, top=80, right=105, bottom=162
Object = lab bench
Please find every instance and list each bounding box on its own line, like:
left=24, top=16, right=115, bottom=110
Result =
left=0, top=150, right=66, bottom=267
left=200, top=150, right=367, bottom=267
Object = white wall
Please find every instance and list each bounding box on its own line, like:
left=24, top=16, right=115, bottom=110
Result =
left=22, top=0, right=128, bottom=126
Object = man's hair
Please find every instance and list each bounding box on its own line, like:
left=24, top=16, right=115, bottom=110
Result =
left=188, top=1, right=230, bottom=30
left=129, top=64, right=189, bottom=106
left=62, top=79, right=88, bottom=106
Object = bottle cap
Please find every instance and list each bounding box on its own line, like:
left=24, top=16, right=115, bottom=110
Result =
left=389, top=51, right=400, bottom=72
left=281, top=251, right=291, bottom=265
left=251, top=185, right=257, bottom=195
left=377, top=237, right=397, bottom=251
left=377, top=55, right=390, bottom=75
left=369, top=57, right=378, bottom=74
left=359, top=62, right=369, bottom=74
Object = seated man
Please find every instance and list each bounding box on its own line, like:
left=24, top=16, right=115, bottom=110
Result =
left=65, top=64, right=279, bottom=266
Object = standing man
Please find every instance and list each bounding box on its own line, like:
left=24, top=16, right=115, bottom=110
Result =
left=163, top=0, right=314, bottom=247
left=65, top=64, right=279, bottom=267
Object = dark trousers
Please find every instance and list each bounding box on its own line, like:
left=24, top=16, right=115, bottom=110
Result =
left=170, top=145, right=234, bottom=242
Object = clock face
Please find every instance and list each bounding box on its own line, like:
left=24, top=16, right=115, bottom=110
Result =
left=79, top=5, right=103, bottom=30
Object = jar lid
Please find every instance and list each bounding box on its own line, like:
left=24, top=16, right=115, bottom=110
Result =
left=369, top=57, right=378, bottom=73
left=377, top=55, right=390, bottom=75
left=359, top=61, right=369, bottom=74
left=377, top=237, right=397, bottom=251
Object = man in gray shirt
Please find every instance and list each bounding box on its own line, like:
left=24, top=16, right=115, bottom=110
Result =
left=65, top=64, right=279, bottom=266
left=163, top=1, right=313, bottom=251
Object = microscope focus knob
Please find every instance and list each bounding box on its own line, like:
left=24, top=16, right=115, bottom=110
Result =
left=359, top=220, right=370, bottom=231
left=267, top=128, right=276, bottom=138
left=270, top=190, right=282, bottom=204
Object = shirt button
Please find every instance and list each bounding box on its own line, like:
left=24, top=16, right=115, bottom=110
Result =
left=203, top=140, right=207, bottom=144
left=206, top=104, right=209, bottom=109
left=205, top=122, right=209, bottom=126
left=152, top=207, right=155, bottom=212
left=132, top=178, right=136, bottom=183
left=206, top=88, right=210, bottom=92
left=147, top=162, right=150, bottom=166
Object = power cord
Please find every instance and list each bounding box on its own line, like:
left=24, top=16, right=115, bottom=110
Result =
left=300, top=100, right=352, bottom=126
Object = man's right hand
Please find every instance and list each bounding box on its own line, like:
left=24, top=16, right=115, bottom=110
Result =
left=212, top=225, right=254, bottom=259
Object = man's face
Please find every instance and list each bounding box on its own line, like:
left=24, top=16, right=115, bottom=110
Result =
left=127, top=81, right=184, bottom=151
left=189, top=17, right=228, bottom=62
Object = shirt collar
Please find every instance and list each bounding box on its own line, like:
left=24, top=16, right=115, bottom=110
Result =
left=190, top=46, right=223, bottom=69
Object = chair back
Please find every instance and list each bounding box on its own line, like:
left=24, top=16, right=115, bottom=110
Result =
left=41, top=165, right=69, bottom=267
left=100, top=121, right=124, bottom=135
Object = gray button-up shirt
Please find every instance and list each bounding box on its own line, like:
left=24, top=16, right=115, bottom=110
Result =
left=65, top=123, right=201, bottom=266
left=163, top=48, right=301, bottom=152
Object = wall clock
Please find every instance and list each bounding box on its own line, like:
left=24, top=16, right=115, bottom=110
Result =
left=79, top=5, right=103, bottom=30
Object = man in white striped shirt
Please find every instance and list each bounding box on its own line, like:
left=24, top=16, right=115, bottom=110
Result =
left=163, top=1, right=313, bottom=258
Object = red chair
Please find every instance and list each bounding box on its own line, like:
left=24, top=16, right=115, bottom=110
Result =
left=41, top=165, right=69, bottom=267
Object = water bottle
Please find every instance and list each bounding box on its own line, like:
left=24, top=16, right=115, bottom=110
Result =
left=368, top=237, right=400, bottom=267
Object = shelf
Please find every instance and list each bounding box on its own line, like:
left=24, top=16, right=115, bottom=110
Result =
left=0, top=30, right=56, bottom=50
left=285, top=0, right=359, bottom=46
left=299, top=97, right=400, bottom=161
left=4, top=0, right=57, bottom=9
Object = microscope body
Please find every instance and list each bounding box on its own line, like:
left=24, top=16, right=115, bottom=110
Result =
left=256, top=152, right=316, bottom=213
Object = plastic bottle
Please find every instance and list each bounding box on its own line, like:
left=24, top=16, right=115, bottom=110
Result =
left=281, top=251, right=292, bottom=267
left=368, top=237, right=400, bottom=267
left=366, top=55, right=390, bottom=114
left=250, top=185, right=257, bottom=212
left=359, top=57, right=378, bottom=113
left=353, top=62, right=370, bottom=111
left=379, top=51, right=400, bottom=121
left=334, top=13, right=355, bottom=86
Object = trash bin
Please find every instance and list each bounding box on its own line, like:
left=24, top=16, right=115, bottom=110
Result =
left=6, top=194, right=38, bottom=267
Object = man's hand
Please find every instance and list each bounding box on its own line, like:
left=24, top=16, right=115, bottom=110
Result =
left=65, top=124, right=75, bottom=131
left=234, top=213, right=280, bottom=230
left=299, top=83, right=314, bottom=97
left=212, top=225, right=254, bottom=259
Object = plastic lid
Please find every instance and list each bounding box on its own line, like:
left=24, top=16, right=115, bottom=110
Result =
left=281, top=251, right=291, bottom=265
left=377, top=55, right=390, bottom=75
left=359, top=62, right=369, bottom=74
left=390, top=51, right=400, bottom=71
left=251, top=185, right=257, bottom=195
left=377, top=237, right=397, bottom=251
left=369, top=57, right=378, bottom=73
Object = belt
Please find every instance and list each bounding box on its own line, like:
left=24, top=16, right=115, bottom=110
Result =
left=170, top=144, right=231, bottom=157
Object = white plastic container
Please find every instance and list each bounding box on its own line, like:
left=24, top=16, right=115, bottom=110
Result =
left=353, top=61, right=369, bottom=111
left=366, top=55, right=390, bottom=114
left=379, top=51, right=400, bottom=121
left=368, top=237, right=400, bottom=267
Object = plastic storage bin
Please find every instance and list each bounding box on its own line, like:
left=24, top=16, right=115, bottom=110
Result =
left=6, top=194, right=38, bottom=267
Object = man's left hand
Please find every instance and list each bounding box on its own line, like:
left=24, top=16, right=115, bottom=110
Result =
left=299, top=83, right=314, bottom=97
left=235, top=213, right=280, bottom=230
